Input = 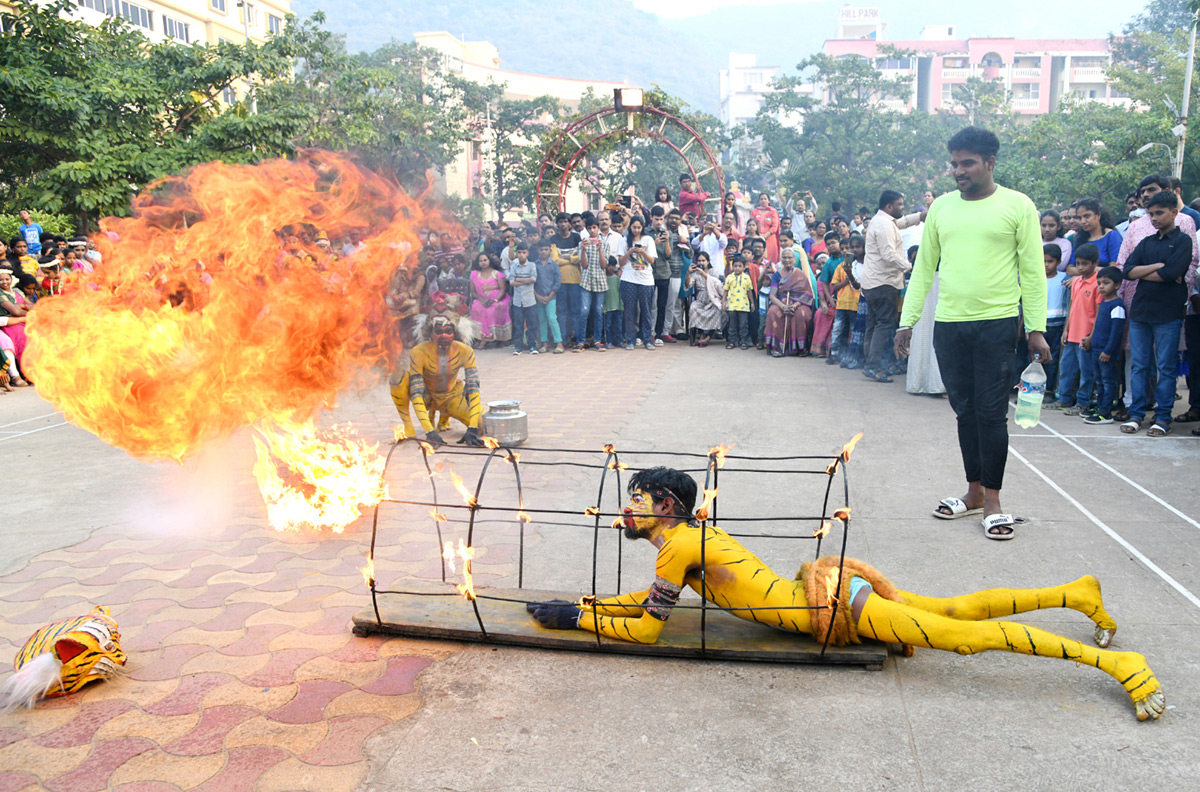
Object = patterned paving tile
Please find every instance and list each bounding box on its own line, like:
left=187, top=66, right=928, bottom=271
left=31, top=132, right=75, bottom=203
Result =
left=42, top=737, right=154, bottom=792
left=161, top=706, right=257, bottom=757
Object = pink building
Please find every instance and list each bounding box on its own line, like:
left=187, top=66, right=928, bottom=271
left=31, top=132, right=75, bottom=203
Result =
left=823, top=36, right=1127, bottom=115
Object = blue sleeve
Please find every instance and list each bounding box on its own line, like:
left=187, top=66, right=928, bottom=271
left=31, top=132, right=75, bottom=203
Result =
left=802, top=238, right=813, bottom=255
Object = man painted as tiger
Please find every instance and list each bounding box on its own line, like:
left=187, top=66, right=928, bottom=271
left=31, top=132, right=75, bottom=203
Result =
left=391, top=303, right=484, bottom=447
left=526, top=466, right=1165, bottom=721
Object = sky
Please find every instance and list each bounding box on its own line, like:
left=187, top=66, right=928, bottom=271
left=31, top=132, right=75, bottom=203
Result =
left=633, top=0, right=802, bottom=17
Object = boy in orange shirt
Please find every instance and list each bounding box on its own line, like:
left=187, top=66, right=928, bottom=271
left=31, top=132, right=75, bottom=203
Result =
left=1057, top=243, right=1103, bottom=416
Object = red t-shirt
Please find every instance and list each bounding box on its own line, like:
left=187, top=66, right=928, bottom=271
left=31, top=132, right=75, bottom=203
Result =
left=1065, top=273, right=1102, bottom=343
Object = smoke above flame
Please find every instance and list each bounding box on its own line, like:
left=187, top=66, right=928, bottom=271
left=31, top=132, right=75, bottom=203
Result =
left=23, top=152, right=451, bottom=531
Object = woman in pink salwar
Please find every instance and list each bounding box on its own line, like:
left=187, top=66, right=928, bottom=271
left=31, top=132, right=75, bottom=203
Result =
left=750, top=193, right=781, bottom=264
left=469, top=253, right=512, bottom=347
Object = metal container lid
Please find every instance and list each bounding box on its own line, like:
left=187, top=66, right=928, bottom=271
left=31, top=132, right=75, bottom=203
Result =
left=486, top=400, right=522, bottom=411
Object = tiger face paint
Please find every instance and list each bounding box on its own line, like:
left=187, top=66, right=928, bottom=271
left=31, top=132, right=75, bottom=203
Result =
left=622, top=489, right=659, bottom=540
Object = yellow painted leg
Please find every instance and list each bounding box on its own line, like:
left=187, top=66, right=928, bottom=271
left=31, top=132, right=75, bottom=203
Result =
left=443, top=392, right=477, bottom=430
left=388, top=374, right=415, bottom=438
left=857, top=595, right=1164, bottom=721
left=897, top=575, right=1118, bottom=647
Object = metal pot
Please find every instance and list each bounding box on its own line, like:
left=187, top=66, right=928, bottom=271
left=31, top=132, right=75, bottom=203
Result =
left=482, top=400, right=528, bottom=446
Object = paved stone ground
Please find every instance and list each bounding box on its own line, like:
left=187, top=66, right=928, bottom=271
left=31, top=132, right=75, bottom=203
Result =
left=2, top=342, right=1200, bottom=790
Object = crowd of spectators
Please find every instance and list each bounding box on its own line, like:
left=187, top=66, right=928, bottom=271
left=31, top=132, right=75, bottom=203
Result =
left=418, top=168, right=1200, bottom=438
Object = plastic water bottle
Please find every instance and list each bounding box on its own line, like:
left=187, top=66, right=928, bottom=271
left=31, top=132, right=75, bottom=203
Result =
left=1015, top=356, right=1046, bottom=428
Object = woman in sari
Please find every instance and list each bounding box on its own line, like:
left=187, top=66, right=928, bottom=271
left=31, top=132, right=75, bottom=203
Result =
left=469, top=253, right=512, bottom=347
left=750, top=193, right=781, bottom=263
left=683, top=252, right=725, bottom=346
left=0, top=270, right=30, bottom=386
left=764, top=246, right=818, bottom=357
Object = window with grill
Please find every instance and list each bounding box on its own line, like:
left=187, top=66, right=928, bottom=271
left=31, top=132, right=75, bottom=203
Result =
left=118, top=1, right=152, bottom=29
left=268, top=14, right=282, bottom=34
left=163, top=16, right=190, bottom=42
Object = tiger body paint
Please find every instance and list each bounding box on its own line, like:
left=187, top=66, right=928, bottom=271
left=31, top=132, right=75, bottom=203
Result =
left=536, top=471, right=1164, bottom=721
left=391, top=339, right=481, bottom=436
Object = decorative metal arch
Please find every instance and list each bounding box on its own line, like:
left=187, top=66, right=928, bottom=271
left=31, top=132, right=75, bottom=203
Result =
left=535, top=106, right=726, bottom=218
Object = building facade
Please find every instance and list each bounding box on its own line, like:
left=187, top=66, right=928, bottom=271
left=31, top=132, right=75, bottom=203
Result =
left=824, top=35, right=1127, bottom=116
left=414, top=31, right=627, bottom=217
left=718, top=53, right=781, bottom=127
left=2, top=0, right=292, bottom=46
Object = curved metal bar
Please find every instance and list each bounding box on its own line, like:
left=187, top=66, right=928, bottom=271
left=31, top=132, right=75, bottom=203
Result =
left=819, top=460, right=854, bottom=659
left=538, top=105, right=725, bottom=217
left=590, top=449, right=618, bottom=648
left=367, top=437, right=409, bottom=626
left=417, top=443, right=448, bottom=583
left=612, top=452, right=625, bottom=594
left=463, top=448, right=503, bottom=640
left=699, top=453, right=718, bottom=656
left=502, top=448, right=527, bottom=589
left=815, top=455, right=838, bottom=561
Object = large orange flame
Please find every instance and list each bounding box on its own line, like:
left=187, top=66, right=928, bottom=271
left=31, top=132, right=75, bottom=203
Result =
left=23, top=152, right=449, bottom=532
left=708, top=444, right=733, bottom=469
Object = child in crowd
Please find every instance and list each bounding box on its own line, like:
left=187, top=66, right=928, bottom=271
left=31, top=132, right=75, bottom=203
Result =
left=603, top=256, right=623, bottom=349
left=533, top=240, right=565, bottom=354
left=685, top=251, right=724, bottom=346
left=723, top=255, right=754, bottom=349
left=828, top=234, right=863, bottom=366
left=508, top=243, right=540, bottom=355
left=1057, top=243, right=1102, bottom=416
left=1084, top=266, right=1126, bottom=425
left=839, top=235, right=868, bottom=369
left=1042, top=244, right=1069, bottom=402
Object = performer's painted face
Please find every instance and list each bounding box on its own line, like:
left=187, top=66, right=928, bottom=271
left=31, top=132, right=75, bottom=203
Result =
left=432, top=320, right=455, bottom=351
left=623, top=489, right=658, bottom=540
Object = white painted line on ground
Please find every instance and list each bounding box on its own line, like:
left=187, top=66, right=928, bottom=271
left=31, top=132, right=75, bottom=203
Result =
left=1032, top=421, right=1200, bottom=533
left=1011, top=433, right=1196, bottom=440
left=0, top=412, right=58, bottom=429
left=0, top=422, right=67, bottom=442
left=1009, top=444, right=1200, bottom=611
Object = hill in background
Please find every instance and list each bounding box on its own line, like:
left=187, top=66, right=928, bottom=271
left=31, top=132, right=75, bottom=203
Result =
left=291, top=0, right=1132, bottom=111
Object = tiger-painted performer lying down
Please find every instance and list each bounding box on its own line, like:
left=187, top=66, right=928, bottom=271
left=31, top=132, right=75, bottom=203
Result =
left=527, top=467, right=1165, bottom=721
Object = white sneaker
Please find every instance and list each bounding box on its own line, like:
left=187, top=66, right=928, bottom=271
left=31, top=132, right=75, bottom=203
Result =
left=634, top=338, right=644, bottom=348
left=530, top=349, right=539, bottom=355
left=654, top=337, right=664, bottom=347
left=513, top=349, right=523, bottom=355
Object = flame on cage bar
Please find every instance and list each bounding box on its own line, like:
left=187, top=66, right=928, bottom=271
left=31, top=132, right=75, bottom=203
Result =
left=708, top=444, right=733, bottom=469
left=360, top=555, right=375, bottom=588
left=694, top=487, right=718, bottom=522
left=813, top=519, right=833, bottom=539
left=516, top=510, right=532, bottom=524
left=482, top=436, right=500, bottom=449
left=606, top=460, right=629, bottom=471
left=827, top=432, right=865, bottom=475
left=21, top=151, right=461, bottom=533
left=824, top=568, right=840, bottom=605
left=442, top=539, right=476, bottom=600
left=429, top=509, right=448, bottom=523
left=447, top=465, right=478, bottom=508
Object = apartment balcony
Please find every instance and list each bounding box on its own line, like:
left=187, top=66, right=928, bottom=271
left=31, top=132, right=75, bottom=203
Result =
left=1071, top=67, right=1107, bottom=82
left=941, top=67, right=971, bottom=79
left=1012, top=97, right=1041, bottom=110
left=878, top=98, right=908, bottom=111
left=1012, top=67, right=1042, bottom=79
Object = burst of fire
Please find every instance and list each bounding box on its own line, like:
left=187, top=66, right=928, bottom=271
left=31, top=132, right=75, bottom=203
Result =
left=392, top=425, right=409, bottom=443
left=447, top=465, right=478, bottom=509
left=360, top=555, right=375, bottom=588
left=584, top=506, right=601, bottom=516
left=813, top=519, right=833, bottom=539
left=506, top=451, right=521, bottom=465
left=824, top=568, right=841, bottom=605
left=708, top=444, right=734, bottom=469
left=606, top=460, right=630, bottom=471
left=442, top=539, right=476, bottom=600
left=429, top=509, right=448, bottom=523
left=694, top=487, right=718, bottom=522
left=22, top=152, right=456, bottom=532
left=516, top=510, right=532, bottom=524
left=610, top=517, right=624, bottom=530
left=251, top=421, right=388, bottom=532
left=482, top=436, right=500, bottom=449
left=833, top=507, right=852, bottom=521
left=603, top=443, right=616, bottom=454
left=418, top=441, right=437, bottom=456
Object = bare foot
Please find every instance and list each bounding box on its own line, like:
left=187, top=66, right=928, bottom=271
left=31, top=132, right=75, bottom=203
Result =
left=935, top=491, right=984, bottom=517
left=1113, top=652, right=1165, bottom=721
left=11, top=378, right=27, bottom=387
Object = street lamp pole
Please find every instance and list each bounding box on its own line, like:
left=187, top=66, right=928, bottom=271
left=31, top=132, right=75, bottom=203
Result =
left=237, top=0, right=256, bottom=113
left=1175, top=9, right=1198, bottom=180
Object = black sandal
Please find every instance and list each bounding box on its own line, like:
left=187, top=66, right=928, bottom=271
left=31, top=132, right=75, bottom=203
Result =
left=1174, top=409, right=1200, bottom=423
left=869, top=370, right=893, bottom=383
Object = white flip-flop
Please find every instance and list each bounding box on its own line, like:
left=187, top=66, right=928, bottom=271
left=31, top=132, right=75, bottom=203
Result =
left=982, top=513, right=1017, bottom=540
left=932, top=497, right=983, bottom=520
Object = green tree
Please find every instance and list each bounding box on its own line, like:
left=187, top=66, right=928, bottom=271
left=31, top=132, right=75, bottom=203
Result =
left=0, top=0, right=309, bottom=228
left=742, top=48, right=951, bottom=212
left=479, top=95, right=562, bottom=218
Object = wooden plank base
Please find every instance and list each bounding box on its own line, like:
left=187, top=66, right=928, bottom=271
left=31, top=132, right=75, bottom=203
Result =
left=353, top=583, right=887, bottom=669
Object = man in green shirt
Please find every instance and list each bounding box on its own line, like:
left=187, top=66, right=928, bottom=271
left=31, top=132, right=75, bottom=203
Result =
left=894, top=127, right=1050, bottom=540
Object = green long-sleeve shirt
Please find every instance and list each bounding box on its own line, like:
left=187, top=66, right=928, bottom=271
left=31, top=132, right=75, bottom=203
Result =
left=901, top=185, right=1047, bottom=333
